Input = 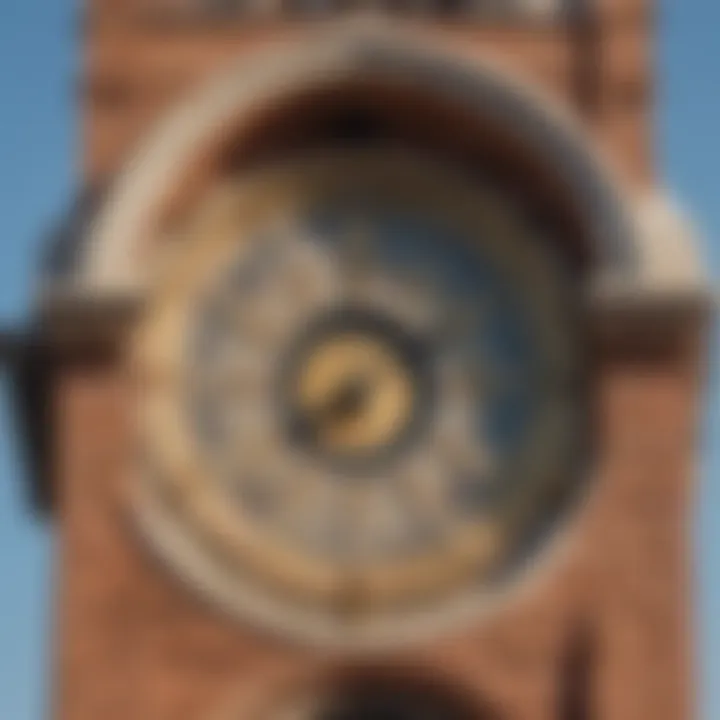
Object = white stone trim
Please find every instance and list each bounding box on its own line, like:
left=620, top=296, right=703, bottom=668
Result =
left=592, top=191, right=713, bottom=307
left=39, top=18, right=709, bottom=315
left=68, top=19, right=642, bottom=297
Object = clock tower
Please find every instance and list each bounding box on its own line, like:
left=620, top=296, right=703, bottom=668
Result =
left=8, top=1, right=711, bottom=719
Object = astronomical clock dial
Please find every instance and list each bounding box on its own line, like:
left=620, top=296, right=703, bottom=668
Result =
left=134, top=151, right=590, bottom=648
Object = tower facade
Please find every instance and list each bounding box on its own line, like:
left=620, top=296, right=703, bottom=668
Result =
left=11, top=2, right=711, bottom=719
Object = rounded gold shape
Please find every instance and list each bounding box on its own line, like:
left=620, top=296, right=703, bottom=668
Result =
left=296, top=336, right=413, bottom=453
left=292, top=333, right=416, bottom=456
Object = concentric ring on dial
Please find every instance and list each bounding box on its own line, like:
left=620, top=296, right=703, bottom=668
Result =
left=132, top=149, right=592, bottom=649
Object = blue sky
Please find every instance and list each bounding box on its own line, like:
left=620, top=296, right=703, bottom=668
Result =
left=0, top=1, right=717, bottom=718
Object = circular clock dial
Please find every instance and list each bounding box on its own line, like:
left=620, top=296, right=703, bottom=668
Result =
left=135, top=152, right=589, bottom=647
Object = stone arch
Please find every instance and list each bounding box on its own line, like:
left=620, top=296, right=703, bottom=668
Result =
left=71, top=19, right=638, bottom=301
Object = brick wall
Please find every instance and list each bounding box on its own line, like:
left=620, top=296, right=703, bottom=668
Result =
left=51, top=322, right=704, bottom=719
left=81, top=1, right=653, bottom=185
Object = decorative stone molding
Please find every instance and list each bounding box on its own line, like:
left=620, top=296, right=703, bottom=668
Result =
left=47, top=22, right=633, bottom=290
left=592, top=191, right=713, bottom=310
left=38, top=19, right=710, bottom=320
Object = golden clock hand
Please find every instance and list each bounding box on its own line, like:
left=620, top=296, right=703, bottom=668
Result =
left=315, top=375, right=372, bottom=425
left=290, top=373, right=373, bottom=448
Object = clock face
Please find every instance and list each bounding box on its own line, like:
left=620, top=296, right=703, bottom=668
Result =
left=134, top=152, right=589, bottom=647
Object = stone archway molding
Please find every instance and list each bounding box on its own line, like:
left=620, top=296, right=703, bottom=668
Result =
left=68, top=18, right=656, bottom=304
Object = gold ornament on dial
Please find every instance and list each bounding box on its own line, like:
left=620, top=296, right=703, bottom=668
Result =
left=290, top=333, right=416, bottom=456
